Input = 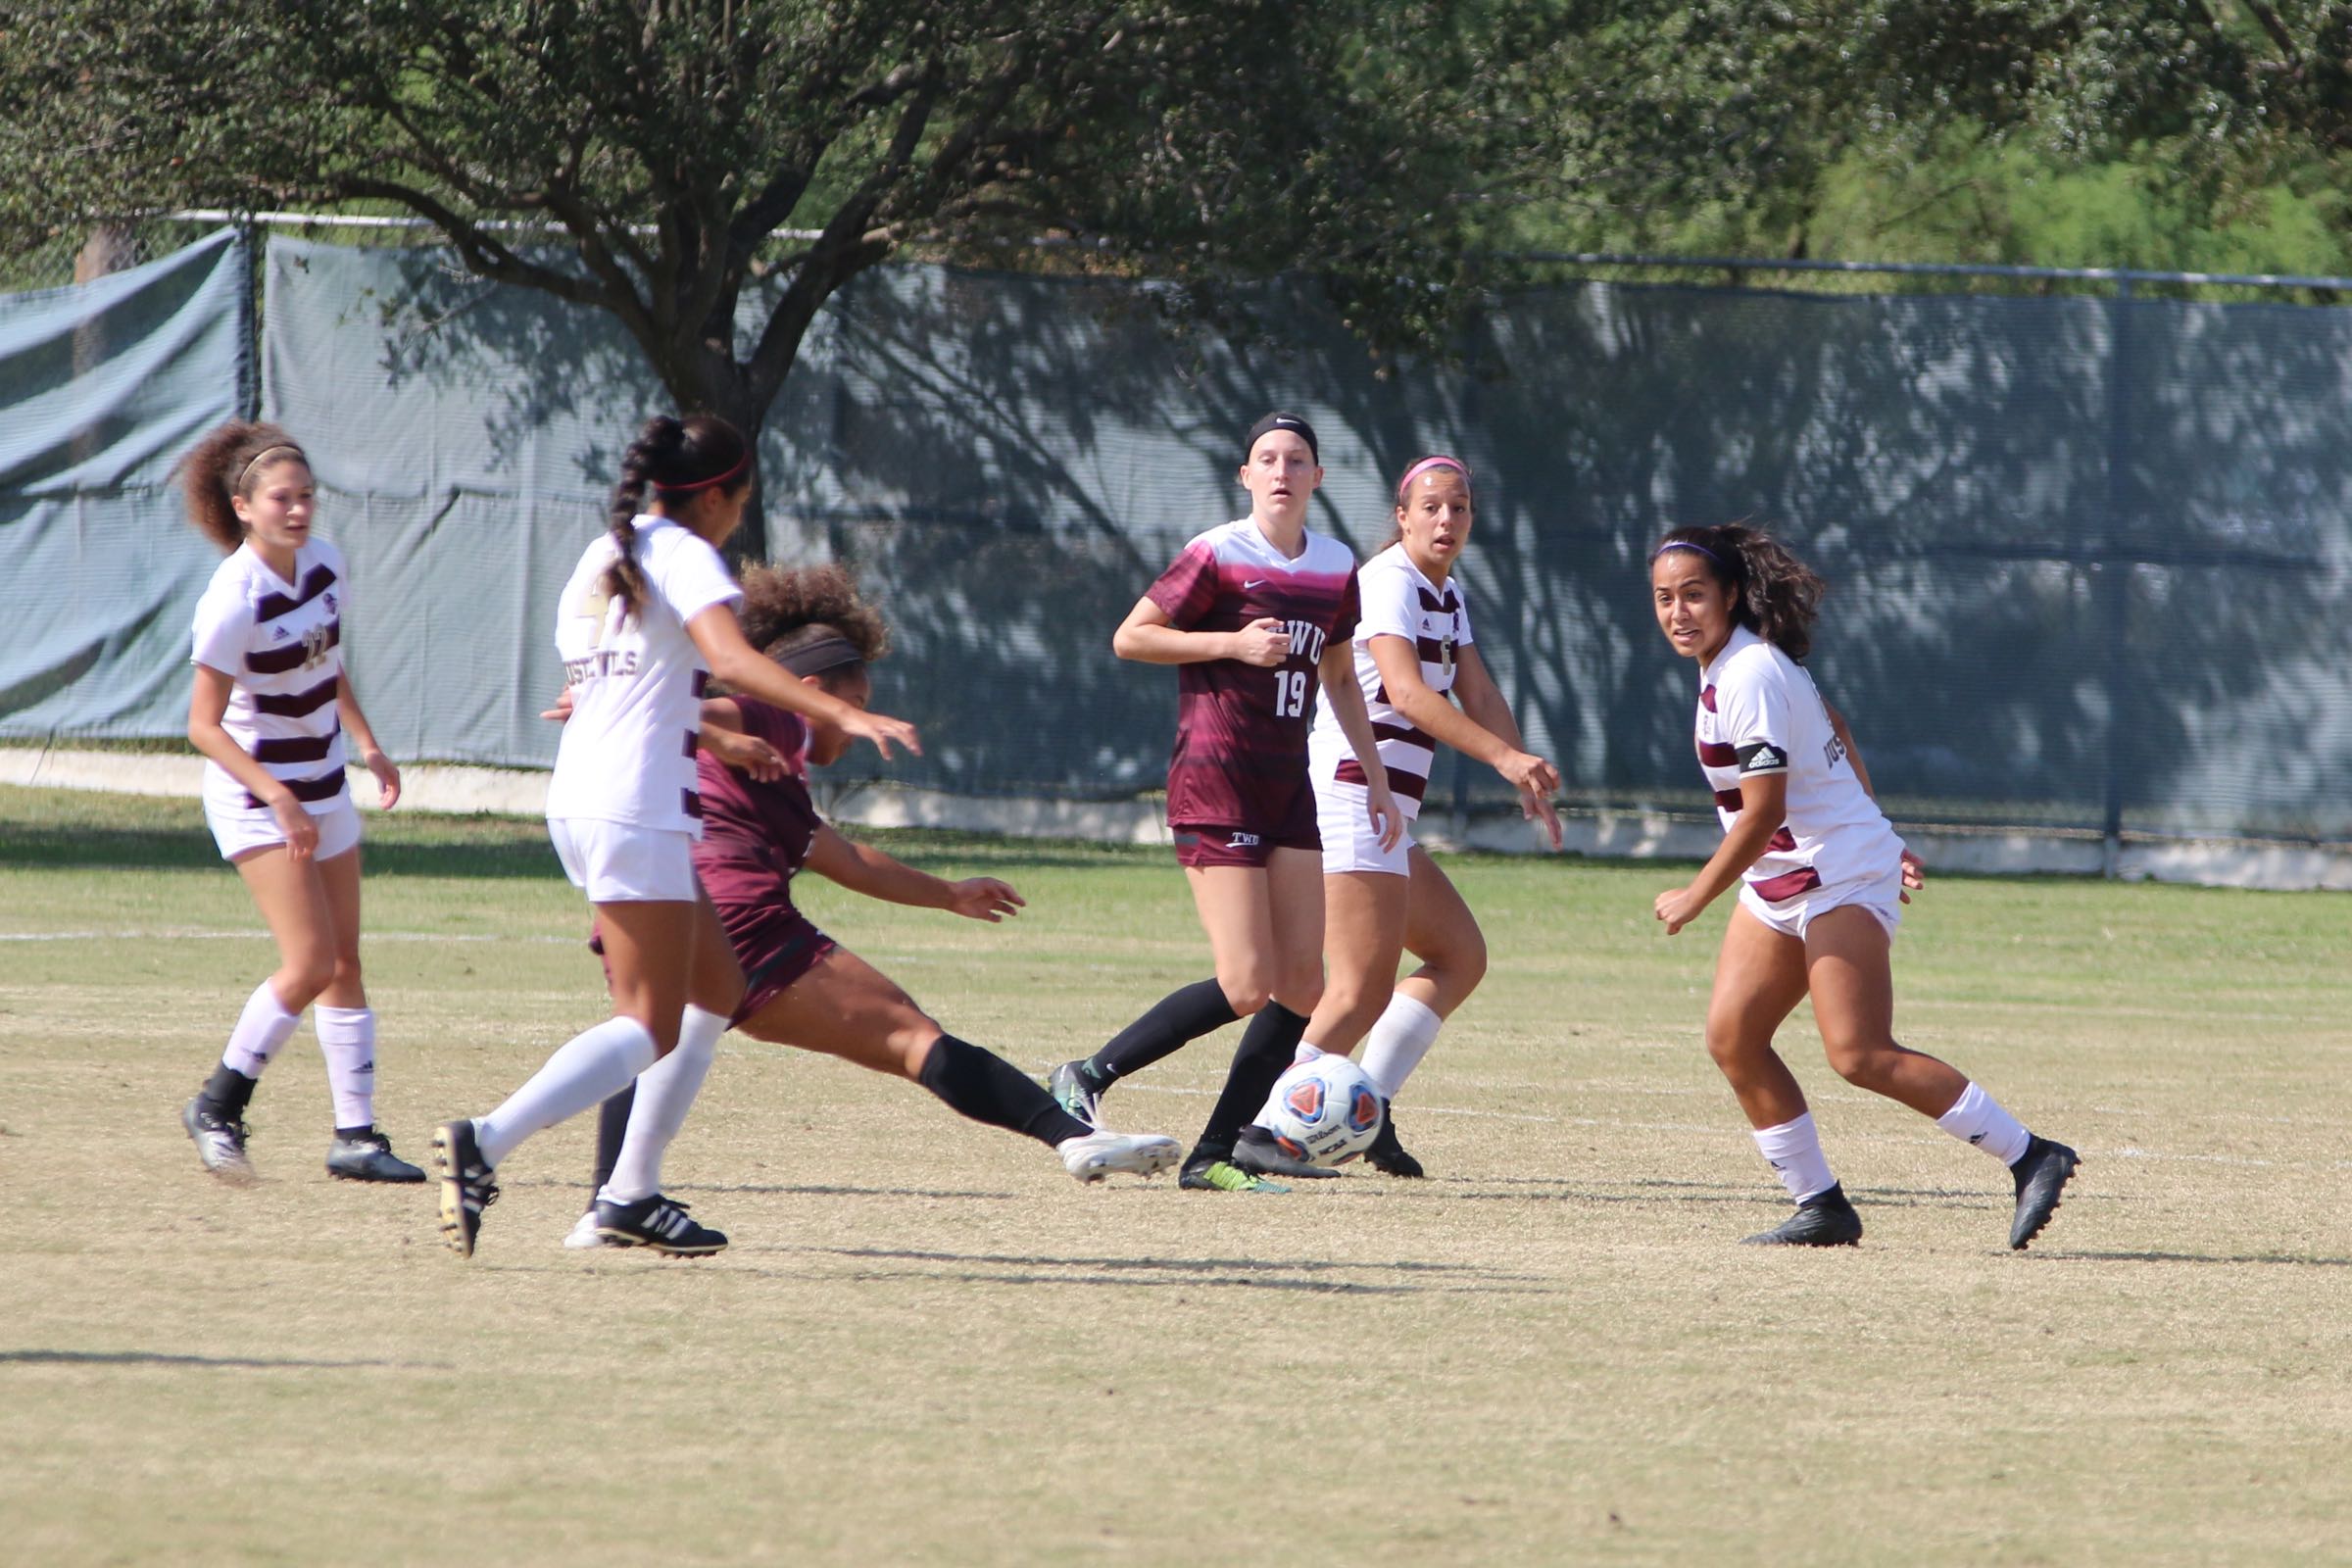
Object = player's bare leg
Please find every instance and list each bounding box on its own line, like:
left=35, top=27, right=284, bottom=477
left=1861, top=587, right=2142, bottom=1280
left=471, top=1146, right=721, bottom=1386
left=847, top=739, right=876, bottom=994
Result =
left=1352, top=850, right=1489, bottom=1176
left=1707, top=905, right=1859, bottom=1246
left=1805, top=906, right=2079, bottom=1249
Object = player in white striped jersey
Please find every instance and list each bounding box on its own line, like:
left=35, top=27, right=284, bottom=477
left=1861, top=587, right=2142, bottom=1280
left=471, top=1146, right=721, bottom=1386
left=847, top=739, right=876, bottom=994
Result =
left=1650, top=523, right=2079, bottom=1250
left=430, top=415, right=919, bottom=1258
left=175, top=421, right=423, bottom=1187
left=1280, top=456, right=1561, bottom=1176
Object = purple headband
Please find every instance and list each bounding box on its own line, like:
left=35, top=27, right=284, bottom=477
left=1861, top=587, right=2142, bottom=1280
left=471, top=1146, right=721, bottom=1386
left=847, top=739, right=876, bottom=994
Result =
left=1396, top=454, right=1471, bottom=503
left=1651, top=539, right=1723, bottom=565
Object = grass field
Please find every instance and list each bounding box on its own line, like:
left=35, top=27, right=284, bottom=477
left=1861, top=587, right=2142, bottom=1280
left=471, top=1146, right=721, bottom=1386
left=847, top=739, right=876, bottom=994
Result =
left=2, top=782, right=2348, bottom=1566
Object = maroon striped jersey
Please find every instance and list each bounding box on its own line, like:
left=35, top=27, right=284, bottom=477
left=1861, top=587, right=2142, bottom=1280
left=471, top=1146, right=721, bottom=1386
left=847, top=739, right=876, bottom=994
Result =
left=1309, top=542, right=1470, bottom=818
left=1696, top=624, right=1900, bottom=902
left=690, top=698, right=822, bottom=914
left=1147, top=518, right=1360, bottom=828
left=188, top=538, right=351, bottom=812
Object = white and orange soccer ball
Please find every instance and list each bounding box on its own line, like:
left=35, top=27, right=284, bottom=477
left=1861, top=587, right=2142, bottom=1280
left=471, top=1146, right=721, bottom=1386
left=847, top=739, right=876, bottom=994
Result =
left=1260, top=1047, right=1385, bottom=1167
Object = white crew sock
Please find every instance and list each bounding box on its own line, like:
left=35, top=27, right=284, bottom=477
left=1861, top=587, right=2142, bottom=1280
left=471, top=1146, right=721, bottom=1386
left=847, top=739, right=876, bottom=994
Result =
left=315, top=1005, right=377, bottom=1130
left=1934, top=1081, right=2033, bottom=1166
left=598, top=1005, right=726, bottom=1205
left=1253, top=1041, right=1326, bottom=1128
left=474, top=1016, right=658, bottom=1169
left=1752, top=1111, right=1838, bottom=1203
left=1358, top=994, right=1444, bottom=1100
left=220, top=980, right=302, bottom=1079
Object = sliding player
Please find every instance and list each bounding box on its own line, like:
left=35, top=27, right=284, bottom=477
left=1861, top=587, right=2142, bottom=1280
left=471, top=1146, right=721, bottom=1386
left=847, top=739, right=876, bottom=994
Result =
left=564, top=564, right=1180, bottom=1249
left=1649, top=523, right=2079, bottom=1248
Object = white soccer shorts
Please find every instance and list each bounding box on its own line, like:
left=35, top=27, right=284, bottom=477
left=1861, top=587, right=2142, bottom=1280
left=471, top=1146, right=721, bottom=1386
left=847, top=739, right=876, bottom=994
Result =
left=548, top=816, right=700, bottom=903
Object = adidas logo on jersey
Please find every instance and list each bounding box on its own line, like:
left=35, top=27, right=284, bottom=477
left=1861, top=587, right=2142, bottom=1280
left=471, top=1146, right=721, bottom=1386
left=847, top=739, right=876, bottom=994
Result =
left=1746, top=746, right=1786, bottom=769
left=270, top=626, right=291, bottom=642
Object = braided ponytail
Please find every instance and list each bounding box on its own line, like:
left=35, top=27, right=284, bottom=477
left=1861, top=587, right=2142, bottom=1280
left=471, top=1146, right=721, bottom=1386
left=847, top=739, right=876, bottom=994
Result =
left=602, top=414, right=753, bottom=616
left=1651, top=522, right=1827, bottom=662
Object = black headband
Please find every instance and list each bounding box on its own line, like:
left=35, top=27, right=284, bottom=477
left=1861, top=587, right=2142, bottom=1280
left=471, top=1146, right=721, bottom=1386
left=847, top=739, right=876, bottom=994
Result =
left=1245, top=412, right=1319, bottom=465
left=777, top=634, right=865, bottom=677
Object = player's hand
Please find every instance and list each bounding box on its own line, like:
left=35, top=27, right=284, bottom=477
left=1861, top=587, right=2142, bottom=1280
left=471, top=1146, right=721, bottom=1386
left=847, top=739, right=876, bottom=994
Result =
left=363, top=748, right=402, bottom=810
left=271, top=794, right=319, bottom=860
left=947, top=877, right=1026, bottom=923
left=1229, top=617, right=1292, bottom=668
left=845, top=710, right=922, bottom=760
left=1899, top=847, right=1926, bottom=904
left=1521, top=785, right=1563, bottom=851
left=1653, top=883, right=1709, bottom=936
left=1495, top=749, right=1560, bottom=800
left=1366, top=779, right=1404, bottom=852
left=540, top=686, right=576, bottom=722
left=701, top=727, right=786, bottom=781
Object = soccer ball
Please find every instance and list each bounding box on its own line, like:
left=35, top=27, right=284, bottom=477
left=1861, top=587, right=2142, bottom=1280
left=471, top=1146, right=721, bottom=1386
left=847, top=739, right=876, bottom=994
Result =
left=1261, top=1050, right=1386, bottom=1167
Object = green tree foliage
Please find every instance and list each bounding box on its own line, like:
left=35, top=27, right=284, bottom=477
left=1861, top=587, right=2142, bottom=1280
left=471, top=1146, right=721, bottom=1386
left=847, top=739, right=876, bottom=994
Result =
left=2, top=0, right=1553, bottom=553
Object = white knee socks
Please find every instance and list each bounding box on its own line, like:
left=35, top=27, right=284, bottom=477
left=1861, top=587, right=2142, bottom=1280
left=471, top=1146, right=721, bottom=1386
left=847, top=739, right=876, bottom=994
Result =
left=1752, top=1112, right=1838, bottom=1202
left=315, top=1004, right=377, bottom=1130
left=475, top=1016, right=658, bottom=1169
left=220, top=980, right=301, bottom=1079
left=1935, top=1081, right=2033, bottom=1165
left=599, top=1006, right=726, bottom=1205
left=1358, top=994, right=1444, bottom=1100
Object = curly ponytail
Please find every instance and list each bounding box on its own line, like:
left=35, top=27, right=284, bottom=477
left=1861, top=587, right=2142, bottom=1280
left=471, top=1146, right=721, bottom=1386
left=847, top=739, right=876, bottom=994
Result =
left=603, top=413, right=753, bottom=615
left=736, top=562, right=891, bottom=674
left=1651, top=522, right=1826, bottom=662
left=172, top=420, right=310, bottom=554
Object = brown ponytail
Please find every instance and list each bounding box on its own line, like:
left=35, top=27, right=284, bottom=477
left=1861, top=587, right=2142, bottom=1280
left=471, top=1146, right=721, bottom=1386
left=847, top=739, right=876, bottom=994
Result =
left=172, top=420, right=309, bottom=554
left=1650, top=522, right=1826, bottom=662
left=603, top=413, right=753, bottom=614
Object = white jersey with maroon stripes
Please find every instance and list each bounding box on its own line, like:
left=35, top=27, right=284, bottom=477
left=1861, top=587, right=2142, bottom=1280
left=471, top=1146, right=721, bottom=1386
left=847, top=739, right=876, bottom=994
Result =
left=545, top=515, right=742, bottom=836
left=189, top=537, right=352, bottom=813
left=1696, top=623, right=1901, bottom=902
left=1307, top=543, right=1473, bottom=821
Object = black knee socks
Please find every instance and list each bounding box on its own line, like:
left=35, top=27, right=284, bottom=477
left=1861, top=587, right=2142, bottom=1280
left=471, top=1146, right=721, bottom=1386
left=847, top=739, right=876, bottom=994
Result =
left=1090, top=978, right=1240, bottom=1083
left=199, top=1062, right=257, bottom=1117
left=919, top=1035, right=1090, bottom=1146
left=590, top=1083, right=635, bottom=1195
left=1193, top=1003, right=1308, bottom=1160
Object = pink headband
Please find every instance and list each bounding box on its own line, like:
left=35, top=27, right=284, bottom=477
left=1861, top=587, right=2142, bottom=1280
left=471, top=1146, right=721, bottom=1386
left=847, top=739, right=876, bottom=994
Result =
left=1396, top=455, right=1471, bottom=503
left=655, top=450, right=749, bottom=494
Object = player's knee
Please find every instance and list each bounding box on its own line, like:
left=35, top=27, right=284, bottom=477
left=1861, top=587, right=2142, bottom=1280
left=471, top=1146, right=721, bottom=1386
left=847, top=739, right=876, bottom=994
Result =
left=279, top=951, right=337, bottom=1007
left=1218, top=974, right=1274, bottom=1016
left=1824, top=1035, right=1891, bottom=1088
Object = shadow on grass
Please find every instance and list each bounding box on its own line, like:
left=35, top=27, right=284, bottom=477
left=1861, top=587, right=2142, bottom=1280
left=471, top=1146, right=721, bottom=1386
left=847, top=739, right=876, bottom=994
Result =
left=2046, top=1250, right=2352, bottom=1269
left=794, top=1244, right=1554, bottom=1298
left=0, top=1348, right=436, bottom=1369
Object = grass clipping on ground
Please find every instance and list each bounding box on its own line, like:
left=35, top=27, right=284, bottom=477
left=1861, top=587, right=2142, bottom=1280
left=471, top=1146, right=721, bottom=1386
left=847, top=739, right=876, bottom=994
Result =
left=1, top=784, right=2347, bottom=1565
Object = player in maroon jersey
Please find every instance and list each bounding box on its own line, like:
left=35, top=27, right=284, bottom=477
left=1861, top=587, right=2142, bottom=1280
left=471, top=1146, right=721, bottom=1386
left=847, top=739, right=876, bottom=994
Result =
left=563, top=564, right=1181, bottom=1248
left=1051, top=413, right=1401, bottom=1193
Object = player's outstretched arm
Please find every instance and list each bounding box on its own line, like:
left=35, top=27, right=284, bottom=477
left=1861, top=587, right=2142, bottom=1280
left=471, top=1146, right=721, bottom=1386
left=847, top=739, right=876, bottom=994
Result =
left=687, top=601, right=920, bottom=759
left=804, top=823, right=1025, bottom=922
left=1654, top=771, right=1790, bottom=935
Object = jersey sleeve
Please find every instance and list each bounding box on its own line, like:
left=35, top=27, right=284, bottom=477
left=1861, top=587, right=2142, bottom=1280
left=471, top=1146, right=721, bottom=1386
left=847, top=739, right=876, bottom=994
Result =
left=1145, top=540, right=1223, bottom=630
left=1329, top=567, right=1361, bottom=646
left=1714, top=656, right=1793, bottom=776
left=651, top=530, right=745, bottom=626
left=742, top=698, right=812, bottom=775
left=188, top=578, right=253, bottom=676
left=1353, top=563, right=1417, bottom=644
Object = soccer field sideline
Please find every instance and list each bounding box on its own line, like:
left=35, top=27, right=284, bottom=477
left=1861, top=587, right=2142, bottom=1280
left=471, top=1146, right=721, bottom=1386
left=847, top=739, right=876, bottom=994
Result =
left=4, top=785, right=2349, bottom=1564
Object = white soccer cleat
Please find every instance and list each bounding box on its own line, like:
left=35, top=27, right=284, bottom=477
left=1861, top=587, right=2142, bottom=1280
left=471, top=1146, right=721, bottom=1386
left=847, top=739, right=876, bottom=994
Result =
left=1057, top=1129, right=1183, bottom=1183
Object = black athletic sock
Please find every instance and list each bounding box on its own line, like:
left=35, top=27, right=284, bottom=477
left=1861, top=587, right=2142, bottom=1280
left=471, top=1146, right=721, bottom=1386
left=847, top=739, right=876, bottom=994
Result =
left=1191, top=1004, right=1309, bottom=1161
left=332, top=1123, right=375, bottom=1141
left=199, top=1062, right=257, bottom=1117
left=919, top=1035, right=1090, bottom=1146
left=1091, top=978, right=1240, bottom=1082
left=589, top=1083, right=636, bottom=1196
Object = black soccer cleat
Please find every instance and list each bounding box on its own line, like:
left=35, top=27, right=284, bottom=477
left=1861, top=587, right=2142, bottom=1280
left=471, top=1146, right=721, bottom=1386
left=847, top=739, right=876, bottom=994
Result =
left=592, top=1193, right=728, bottom=1256
left=1233, top=1124, right=1340, bottom=1179
left=182, top=1096, right=258, bottom=1185
left=431, top=1118, right=500, bottom=1258
left=326, top=1128, right=426, bottom=1183
left=2007, top=1135, right=2080, bottom=1250
left=1741, top=1182, right=1863, bottom=1247
left=1047, top=1058, right=1105, bottom=1127
left=1364, top=1100, right=1424, bottom=1179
